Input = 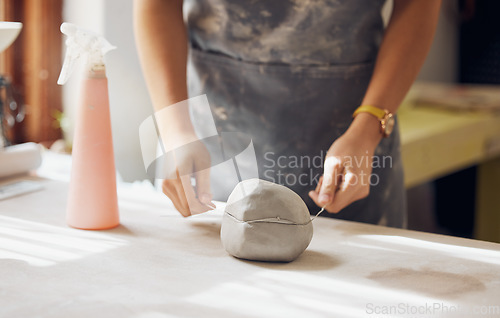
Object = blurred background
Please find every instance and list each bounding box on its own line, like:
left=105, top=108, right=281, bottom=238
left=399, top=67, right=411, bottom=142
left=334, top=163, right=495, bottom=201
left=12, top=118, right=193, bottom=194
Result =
left=0, top=0, right=499, bottom=241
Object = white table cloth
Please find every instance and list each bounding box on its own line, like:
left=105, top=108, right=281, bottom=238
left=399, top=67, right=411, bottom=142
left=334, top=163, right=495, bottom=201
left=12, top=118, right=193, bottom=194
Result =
left=1, top=177, right=499, bottom=318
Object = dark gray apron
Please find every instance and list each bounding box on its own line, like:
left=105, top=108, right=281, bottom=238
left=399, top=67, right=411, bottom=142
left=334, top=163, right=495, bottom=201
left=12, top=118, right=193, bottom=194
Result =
left=184, top=0, right=407, bottom=228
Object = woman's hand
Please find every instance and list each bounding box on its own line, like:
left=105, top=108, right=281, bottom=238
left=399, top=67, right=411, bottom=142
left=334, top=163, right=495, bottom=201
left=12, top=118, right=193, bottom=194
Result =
left=309, top=0, right=442, bottom=213
left=160, top=131, right=215, bottom=217
left=135, top=0, right=207, bottom=216
left=309, top=113, right=382, bottom=213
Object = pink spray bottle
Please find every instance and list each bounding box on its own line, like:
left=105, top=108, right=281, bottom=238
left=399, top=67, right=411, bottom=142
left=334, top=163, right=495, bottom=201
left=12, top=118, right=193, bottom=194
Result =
left=57, top=23, right=119, bottom=230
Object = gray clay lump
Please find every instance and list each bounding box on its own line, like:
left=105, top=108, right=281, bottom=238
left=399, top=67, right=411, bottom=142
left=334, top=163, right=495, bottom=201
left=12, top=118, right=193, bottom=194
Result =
left=220, top=178, right=313, bottom=262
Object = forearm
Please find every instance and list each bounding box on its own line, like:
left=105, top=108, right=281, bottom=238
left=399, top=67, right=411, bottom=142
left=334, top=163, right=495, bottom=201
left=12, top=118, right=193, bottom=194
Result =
left=349, top=0, right=442, bottom=142
left=133, top=0, right=193, bottom=134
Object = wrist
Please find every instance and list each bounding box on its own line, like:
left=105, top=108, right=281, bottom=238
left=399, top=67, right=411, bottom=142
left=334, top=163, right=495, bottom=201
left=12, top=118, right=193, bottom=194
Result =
left=164, top=122, right=197, bottom=135
left=154, top=107, right=197, bottom=137
left=346, top=113, right=383, bottom=148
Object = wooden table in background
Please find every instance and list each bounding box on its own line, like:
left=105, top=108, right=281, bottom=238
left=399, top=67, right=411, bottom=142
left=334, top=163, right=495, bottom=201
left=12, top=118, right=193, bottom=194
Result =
left=398, top=91, right=500, bottom=243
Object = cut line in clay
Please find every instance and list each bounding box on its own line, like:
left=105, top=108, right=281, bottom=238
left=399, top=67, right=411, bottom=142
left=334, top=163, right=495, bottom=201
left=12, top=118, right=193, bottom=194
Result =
left=205, top=205, right=325, bottom=226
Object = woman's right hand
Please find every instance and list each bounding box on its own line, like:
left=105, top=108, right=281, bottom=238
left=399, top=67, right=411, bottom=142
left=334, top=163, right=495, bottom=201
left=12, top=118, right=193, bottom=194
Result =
left=160, top=131, right=215, bottom=217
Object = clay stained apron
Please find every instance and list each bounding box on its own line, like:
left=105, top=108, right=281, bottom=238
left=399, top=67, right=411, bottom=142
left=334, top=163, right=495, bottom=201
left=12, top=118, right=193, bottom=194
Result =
left=185, top=0, right=406, bottom=228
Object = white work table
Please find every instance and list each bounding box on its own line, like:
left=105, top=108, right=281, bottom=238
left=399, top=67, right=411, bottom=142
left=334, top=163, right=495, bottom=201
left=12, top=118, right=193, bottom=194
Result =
left=1, top=176, right=500, bottom=318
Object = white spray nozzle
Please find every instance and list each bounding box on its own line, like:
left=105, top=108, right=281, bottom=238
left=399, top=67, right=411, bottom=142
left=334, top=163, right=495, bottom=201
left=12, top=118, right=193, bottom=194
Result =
left=57, top=22, right=116, bottom=85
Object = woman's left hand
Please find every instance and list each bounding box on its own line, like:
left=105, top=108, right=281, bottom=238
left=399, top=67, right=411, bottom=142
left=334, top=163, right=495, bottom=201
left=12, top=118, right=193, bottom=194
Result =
left=309, top=113, right=382, bottom=213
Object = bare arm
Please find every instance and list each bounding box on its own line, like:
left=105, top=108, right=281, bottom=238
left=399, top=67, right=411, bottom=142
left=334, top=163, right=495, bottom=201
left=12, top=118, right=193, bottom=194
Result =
left=311, top=0, right=442, bottom=212
left=133, top=0, right=193, bottom=133
left=134, top=0, right=213, bottom=216
left=352, top=0, right=442, bottom=143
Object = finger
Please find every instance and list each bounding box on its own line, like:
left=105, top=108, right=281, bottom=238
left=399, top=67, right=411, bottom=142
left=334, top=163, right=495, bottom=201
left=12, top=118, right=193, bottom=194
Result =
left=179, top=174, right=212, bottom=215
left=310, top=188, right=341, bottom=214
left=174, top=179, right=194, bottom=217
left=194, top=167, right=213, bottom=206
left=162, top=178, right=191, bottom=216
left=319, top=156, right=342, bottom=205
left=308, top=190, right=321, bottom=206
left=168, top=152, right=194, bottom=216
left=315, top=176, right=323, bottom=193
left=328, top=170, right=358, bottom=213
left=174, top=169, right=193, bottom=215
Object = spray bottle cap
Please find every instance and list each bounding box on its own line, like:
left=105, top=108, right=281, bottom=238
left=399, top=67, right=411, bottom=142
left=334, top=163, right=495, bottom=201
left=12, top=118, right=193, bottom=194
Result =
left=57, top=22, right=116, bottom=85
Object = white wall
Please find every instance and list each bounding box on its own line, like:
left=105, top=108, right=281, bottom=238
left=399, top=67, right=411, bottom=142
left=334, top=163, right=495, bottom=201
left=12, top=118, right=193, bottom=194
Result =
left=61, top=0, right=105, bottom=144
left=62, top=0, right=460, bottom=182
left=103, top=0, right=155, bottom=182
left=62, top=0, right=154, bottom=182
